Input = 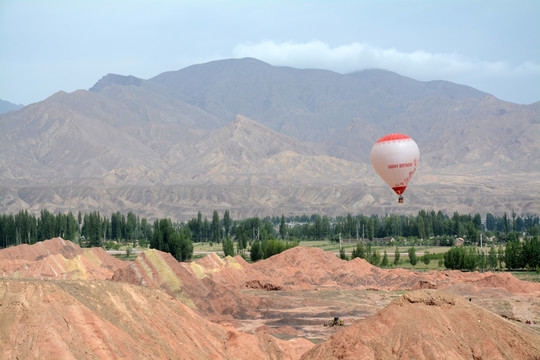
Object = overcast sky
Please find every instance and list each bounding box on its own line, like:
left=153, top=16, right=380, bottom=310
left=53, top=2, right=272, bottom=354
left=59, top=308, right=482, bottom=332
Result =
left=1, top=0, right=539, bottom=105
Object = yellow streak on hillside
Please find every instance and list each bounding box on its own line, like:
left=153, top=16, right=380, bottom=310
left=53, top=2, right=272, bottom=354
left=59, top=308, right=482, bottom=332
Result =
left=224, top=256, right=243, bottom=270
left=82, top=249, right=102, bottom=267
left=190, top=262, right=207, bottom=280
left=202, top=253, right=226, bottom=275
left=143, top=249, right=196, bottom=309
left=208, top=253, right=225, bottom=267
left=137, top=253, right=154, bottom=278
left=62, top=255, right=88, bottom=280
left=48, top=253, right=66, bottom=277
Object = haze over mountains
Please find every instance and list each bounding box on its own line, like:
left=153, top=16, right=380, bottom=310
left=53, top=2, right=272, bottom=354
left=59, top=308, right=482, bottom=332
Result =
left=0, top=99, right=23, bottom=114
left=0, top=58, right=538, bottom=220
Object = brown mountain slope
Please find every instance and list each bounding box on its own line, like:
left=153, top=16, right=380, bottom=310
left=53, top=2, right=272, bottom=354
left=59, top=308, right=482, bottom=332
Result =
left=149, top=58, right=488, bottom=141
left=187, top=115, right=368, bottom=185
left=0, top=90, right=162, bottom=182
left=0, top=279, right=313, bottom=360
left=112, top=250, right=260, bottom=320
left=242, top=247, right=540, bottom=294
left=302, top=289, right=540, bottom=360
left=1, top=58, right=538, bottom=217
left=112, top=244, right=540, bottom=322
left=0, top=238, right=126, bottom=280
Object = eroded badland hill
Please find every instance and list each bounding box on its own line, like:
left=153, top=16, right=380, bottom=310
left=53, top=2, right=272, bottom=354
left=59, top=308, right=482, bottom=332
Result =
left=1, top=238, right=539, bottom=359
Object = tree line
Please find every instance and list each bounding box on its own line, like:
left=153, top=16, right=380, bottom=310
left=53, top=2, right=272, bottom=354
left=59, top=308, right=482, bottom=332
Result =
left=442, top=236, right=540, bottom=272
left=0, top=209, right=154, bottom=249
left=0, top=209, right=538, bottom=269
left=1, top=209, right=538, bottom=248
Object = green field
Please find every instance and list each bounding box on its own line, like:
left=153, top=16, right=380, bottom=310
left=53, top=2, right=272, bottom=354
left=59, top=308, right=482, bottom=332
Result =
left=192, top=240, right=483, bottom=271
left=512, top=272, right=540, bottom=283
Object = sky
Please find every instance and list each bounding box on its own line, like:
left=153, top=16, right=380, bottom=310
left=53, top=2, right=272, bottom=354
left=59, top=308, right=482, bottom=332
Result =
left=1, top=0, right=539, bottom=106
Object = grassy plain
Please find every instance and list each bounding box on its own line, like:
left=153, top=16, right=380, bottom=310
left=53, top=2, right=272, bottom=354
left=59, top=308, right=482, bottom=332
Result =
left=193, top=240, right=453, bottom=270
left=190, top=239, right=537, bottom=273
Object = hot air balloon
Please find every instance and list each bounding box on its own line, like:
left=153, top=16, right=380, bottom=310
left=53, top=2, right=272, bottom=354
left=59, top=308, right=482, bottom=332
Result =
left=370, top=133, right=419, bottom=203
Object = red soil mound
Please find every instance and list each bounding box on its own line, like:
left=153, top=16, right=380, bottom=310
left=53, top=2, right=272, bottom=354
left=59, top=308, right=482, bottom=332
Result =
left=112, top=250, right=259, bottom=320
left=2, top=241, right=539, bottom=359
left=243, top=246, right=540, bottom=294
left=0, top=279, right=313, bottom=360
left=0, top=238, right=127, bottom=280
left=302, top=289, right=540, bottom=360
left=0, top=237, right=82, bottom=261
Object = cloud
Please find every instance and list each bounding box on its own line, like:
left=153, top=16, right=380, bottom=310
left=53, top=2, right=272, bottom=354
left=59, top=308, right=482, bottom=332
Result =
left=233, top=40, right=540, bottom=103
left=234, top=40, right=537, bottom=78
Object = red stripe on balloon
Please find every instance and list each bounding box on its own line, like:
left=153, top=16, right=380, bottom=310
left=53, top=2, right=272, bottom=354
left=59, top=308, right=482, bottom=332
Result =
left=392, top=186, right=407, bottom=195
left=376, top=133, right=410, bottom=143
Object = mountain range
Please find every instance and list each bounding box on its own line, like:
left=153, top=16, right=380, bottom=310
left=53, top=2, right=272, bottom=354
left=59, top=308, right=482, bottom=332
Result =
left=0, top=58, right=538, bottom=220
left=0, top=99, right=23, bottom=114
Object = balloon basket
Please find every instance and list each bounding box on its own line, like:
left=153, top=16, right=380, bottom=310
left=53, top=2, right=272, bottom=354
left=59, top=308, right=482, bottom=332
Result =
left=398, top=196, right=404, bottom=204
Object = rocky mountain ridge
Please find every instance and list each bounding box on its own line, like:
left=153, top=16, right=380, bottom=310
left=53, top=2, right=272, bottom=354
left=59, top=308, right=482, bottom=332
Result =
left=0, top=58, right=538, bottom=219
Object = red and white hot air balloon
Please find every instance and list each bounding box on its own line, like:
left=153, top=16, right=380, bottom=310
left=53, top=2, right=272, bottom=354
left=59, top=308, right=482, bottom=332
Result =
left=370, top=133, right=419, bottom=203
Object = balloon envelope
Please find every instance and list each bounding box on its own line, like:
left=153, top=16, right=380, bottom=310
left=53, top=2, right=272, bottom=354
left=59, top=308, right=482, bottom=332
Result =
left=370, top=133, right=419, bottom=195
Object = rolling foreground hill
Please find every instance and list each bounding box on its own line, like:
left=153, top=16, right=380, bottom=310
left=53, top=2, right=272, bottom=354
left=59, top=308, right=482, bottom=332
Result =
left=1, top=58, right=538, bottom=219
left=302, top=290, right=540, bottom=360
left=1, top=239, right=540, bottom=359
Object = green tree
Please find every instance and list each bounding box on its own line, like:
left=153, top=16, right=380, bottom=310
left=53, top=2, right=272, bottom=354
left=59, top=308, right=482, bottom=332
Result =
left=65, top=211, right=79, bottom=242
left=485, top=213, right=496, bottom=231
left=488, top=245, right=498, bottom=270
left=466, top=221, right=479, bottom=244
left=497, top=245, right=505, bottom=270
left=444, top=247, right=464, bottom=270
left=339, top=247, right=347, bottom=260
left=351, top=242, right=366, bottom=259
left=394, top=246, right=400, bottom=265
left=370, top=249, right=381, bottom=266
left=279, top=214, right=287, bottom=239
left=505, top=239, right=521, bottom=270
left=408, top=247, right=417, bottom=266
left=463, top=247, right=478, bottom=271
left=236, top=225, right=248, bottom=251
left=322, top=216, right=331, bottom=239
left=366, top=243, right=373, bottom=262
left=381, top=250, right=389, bottom=267
left=222, top=237, right=234, bottom=257
left=126, top=211, right=137, bottom=242
left=212, top=210, right=221, bottom=243
left=223, top=210, right=231, bottom=238
left=250, top=240, right=262, bottom=262
left=38, top=209, right=57, bottom=241
left=422, top=250, right=431, bottom=265
left=522, top=236, right=540, bottom=269
left=140, top=218, right=150, bottom=248
left=478, top=249, right=487, bottom=272
left=150, top=219, right=192, bottom=261
left=177, top=227, right=194, bottom=261
left=84, top=211, right=103, bottom=247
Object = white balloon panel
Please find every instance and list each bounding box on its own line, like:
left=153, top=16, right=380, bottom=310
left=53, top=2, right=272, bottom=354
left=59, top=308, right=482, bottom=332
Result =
left=370, top=134, right=419, bottom=195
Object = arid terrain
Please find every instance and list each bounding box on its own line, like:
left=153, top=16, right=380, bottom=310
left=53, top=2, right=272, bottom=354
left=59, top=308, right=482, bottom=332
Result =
left=1, top=59, right=539, bottom=219
left=1, top=238, right=539, bottom=359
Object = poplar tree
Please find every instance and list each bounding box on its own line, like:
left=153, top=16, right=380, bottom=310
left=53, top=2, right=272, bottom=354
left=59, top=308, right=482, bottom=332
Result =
left=279, top=214, right=287, bottom=239
left=381, top=250, right=389, bottom=267
left=222, top=237, right=234, bottom=257
left=212, top=210, right=221, bottom=243
left=488, top=245, right=498, bottom=270
left=223, top=210, right=231, bottom=238
left=408, top=247, right=417, bottom=266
